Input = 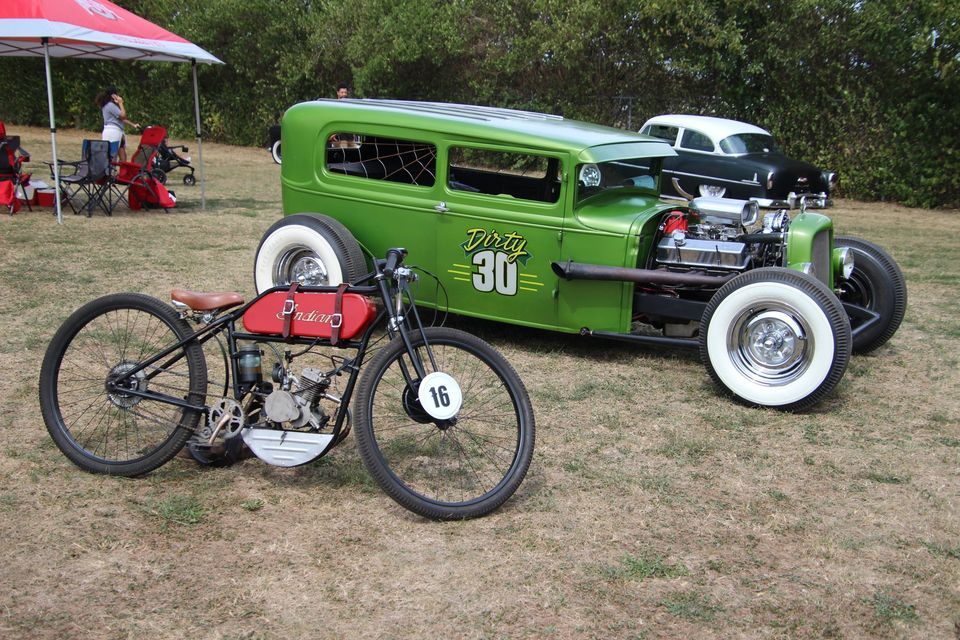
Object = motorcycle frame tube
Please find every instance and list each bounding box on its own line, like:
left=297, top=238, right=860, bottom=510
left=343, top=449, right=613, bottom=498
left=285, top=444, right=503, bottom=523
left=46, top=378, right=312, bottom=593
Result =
left=102, top=271, right=430, bottom=450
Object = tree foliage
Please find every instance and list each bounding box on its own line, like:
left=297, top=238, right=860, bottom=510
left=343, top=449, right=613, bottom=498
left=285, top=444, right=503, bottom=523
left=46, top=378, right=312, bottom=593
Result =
left=1, top=0, right=956, bottom=206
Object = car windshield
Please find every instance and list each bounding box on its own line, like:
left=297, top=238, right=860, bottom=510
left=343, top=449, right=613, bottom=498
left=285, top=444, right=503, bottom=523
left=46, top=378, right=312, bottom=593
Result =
left=575, top=159, right=659, bottom=204
left=719, top=133, right=781, bottom=155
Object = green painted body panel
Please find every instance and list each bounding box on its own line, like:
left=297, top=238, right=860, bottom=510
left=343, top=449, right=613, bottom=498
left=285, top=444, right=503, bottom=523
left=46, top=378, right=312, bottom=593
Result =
left=785, top=211, right=835, bottom=287
left=279, top=99, right=835, bottom=334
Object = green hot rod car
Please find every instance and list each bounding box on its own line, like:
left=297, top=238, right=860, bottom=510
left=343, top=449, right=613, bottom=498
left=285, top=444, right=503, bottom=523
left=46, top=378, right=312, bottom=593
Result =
left=255, top=100, right=906, bottom=411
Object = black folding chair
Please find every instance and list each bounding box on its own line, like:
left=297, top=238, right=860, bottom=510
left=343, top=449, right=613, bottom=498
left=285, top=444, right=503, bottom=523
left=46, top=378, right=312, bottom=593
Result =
left=54, top=140, right=114, bottom=217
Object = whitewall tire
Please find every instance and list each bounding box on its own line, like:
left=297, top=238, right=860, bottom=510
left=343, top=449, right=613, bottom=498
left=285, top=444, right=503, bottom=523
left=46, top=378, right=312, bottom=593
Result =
left=699, top=268, right=851, bottom=411
left=254, top=214, right=366, bottom=293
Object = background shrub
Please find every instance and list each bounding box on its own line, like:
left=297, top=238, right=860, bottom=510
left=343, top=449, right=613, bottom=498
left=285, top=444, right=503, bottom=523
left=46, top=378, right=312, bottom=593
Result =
left=1, top=0, right=956, bottom=206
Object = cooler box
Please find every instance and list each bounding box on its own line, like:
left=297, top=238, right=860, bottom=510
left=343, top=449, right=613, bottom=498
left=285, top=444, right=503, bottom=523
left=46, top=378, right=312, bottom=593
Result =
left=34, top=189, right=58, bottom=207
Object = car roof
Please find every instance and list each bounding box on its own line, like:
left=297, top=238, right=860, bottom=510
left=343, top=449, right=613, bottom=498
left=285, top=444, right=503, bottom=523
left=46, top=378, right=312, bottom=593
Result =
left=641, top=114, right=771, bottom=142
left=287, top=99, right=675, bottom=162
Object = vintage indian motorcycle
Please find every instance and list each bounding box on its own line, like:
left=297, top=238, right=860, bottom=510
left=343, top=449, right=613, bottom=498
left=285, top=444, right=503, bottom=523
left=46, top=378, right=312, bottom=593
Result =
left=39, top=248, right=535, bottom=520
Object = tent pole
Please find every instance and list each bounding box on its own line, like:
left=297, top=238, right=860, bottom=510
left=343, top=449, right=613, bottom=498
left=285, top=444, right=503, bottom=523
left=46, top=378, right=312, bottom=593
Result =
left=43, top=38, right=62, bottom=224
left=191, top=59, right=204, bottom=210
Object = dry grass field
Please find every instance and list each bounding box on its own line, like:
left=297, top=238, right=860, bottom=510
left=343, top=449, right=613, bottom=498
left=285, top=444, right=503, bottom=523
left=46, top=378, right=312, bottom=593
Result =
left=1, top=125, right=958, bottom=639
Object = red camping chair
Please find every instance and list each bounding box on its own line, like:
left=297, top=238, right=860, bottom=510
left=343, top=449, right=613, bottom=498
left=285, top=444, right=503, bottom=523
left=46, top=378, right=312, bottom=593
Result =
left=107, top=125, right=176, bottom=212
left=0, top=121, right=32, bottom=215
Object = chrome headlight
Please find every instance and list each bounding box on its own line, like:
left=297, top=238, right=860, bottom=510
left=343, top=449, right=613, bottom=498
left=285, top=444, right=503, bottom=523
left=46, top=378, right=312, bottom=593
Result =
left=823, top=171, right=838, bottom=190
left=834, top=246, right=855, bottom=280
left=579, top=164, right=601, bottom=187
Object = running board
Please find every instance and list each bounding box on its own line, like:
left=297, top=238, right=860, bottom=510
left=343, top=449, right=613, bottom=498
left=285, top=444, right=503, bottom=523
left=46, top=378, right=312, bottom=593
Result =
left=241, top=428, right=334, bottom=467
left=582, top=328, right=698, bottom=349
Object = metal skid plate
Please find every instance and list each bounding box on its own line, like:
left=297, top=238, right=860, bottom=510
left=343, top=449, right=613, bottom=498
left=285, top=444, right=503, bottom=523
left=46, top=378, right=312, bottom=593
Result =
left=241, top=428, right=334, bottom=467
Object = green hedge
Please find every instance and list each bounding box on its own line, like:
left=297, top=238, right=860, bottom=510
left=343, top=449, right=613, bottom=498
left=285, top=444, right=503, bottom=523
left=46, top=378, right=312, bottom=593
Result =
left=2, top=0, right=956, bottom=207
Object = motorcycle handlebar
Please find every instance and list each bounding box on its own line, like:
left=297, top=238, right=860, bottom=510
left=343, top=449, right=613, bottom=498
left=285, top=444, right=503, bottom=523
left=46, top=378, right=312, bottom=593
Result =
left=382, top=247, right=407, bottom=279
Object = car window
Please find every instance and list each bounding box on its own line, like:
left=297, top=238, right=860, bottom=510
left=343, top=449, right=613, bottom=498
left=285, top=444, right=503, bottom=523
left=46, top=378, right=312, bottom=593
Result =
left=719, top=133, right=782, bottom=154
left=326, top=134, right=436, bottom=187
left=641, top=124, right=679, bottom=144
left=448, top=147, right=560, bottom=203
left=679, top=129, right=714, bottom=152
left=575, top=159, right=659, bottom=204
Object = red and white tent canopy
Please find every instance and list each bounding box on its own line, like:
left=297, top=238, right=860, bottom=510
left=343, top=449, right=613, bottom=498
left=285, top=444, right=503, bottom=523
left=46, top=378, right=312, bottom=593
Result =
left=0, top=0, right=224, bottom=220
left=0, top=0, right=222, bottom=63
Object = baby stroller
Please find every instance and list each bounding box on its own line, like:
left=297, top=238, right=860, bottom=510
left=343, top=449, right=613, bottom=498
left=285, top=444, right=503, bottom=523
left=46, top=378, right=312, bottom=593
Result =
left=150, top=131, right=196, bottom=186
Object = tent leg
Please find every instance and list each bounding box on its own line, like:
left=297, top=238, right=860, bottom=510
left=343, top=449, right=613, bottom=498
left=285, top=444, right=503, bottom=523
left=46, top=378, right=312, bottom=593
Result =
left=43, top=38, right=62, bottom=224
left=191, top=60, right=204, bottom=210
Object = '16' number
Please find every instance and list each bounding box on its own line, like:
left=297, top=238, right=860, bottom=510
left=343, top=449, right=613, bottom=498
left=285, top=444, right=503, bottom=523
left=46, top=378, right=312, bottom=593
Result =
left=472, top=250, right=517, bottom=295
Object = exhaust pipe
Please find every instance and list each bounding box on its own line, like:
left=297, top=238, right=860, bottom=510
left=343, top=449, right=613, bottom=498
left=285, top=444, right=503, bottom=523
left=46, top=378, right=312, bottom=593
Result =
left=551, top=260, right=733, bottom=287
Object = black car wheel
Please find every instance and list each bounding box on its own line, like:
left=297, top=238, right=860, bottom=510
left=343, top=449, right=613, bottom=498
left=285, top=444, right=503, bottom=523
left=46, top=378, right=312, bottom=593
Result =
left=834, top=236, right=907, bottom=354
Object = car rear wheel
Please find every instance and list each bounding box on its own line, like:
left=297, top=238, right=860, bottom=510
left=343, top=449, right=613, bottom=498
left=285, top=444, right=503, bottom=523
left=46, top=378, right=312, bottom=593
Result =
left=700, top=267, right=851, bottom=411
left=254, top=214, right=367, bottom=293
left=271, top=139, right=282, bottom=164
left=834, top=236, right=906, bottom=354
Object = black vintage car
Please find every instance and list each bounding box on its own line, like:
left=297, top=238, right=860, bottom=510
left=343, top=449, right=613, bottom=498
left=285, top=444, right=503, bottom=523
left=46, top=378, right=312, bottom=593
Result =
left=640, top=115, right=837, bottom=207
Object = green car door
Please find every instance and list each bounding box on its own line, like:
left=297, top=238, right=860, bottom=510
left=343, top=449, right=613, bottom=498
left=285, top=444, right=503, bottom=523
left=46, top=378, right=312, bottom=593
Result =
left=433, top=144, right=567, bottom=331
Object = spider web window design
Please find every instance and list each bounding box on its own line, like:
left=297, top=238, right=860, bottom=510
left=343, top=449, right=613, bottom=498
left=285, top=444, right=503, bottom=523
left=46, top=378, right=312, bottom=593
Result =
left=326, top=135, right=436, bottom=187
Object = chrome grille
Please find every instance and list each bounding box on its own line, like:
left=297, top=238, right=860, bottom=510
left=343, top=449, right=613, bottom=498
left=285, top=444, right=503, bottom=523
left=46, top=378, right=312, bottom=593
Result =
left=812, top=230, right=831, bottom=286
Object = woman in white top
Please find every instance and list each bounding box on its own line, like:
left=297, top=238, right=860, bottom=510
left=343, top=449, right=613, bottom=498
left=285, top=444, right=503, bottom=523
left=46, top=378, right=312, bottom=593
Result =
left=96, top=85, right=139, bottom=161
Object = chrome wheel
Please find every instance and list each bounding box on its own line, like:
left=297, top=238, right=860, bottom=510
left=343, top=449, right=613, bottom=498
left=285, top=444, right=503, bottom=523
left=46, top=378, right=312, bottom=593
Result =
left=275, top=248, right=329, bottom=286
left=729, top=307, right=810, bottom=385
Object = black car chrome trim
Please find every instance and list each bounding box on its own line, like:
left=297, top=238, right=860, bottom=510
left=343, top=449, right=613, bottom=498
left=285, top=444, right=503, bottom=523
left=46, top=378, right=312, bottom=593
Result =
left=663, top=168, right=761, bottom=186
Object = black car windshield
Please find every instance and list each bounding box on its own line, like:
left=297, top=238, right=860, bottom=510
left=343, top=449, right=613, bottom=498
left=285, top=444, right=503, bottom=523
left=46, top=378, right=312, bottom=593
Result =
left=719, top=134, right=781, bottom=155
left=575, top=159, right=658, bottom=204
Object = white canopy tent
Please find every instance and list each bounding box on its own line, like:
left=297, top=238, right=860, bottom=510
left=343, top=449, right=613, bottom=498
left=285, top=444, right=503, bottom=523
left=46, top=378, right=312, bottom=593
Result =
left=0, top=0, right=224, bottom=221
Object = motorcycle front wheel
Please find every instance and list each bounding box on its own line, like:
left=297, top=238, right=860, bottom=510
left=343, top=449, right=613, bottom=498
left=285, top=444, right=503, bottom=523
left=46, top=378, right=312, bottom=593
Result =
left=354, top=327, right=535, bottom=520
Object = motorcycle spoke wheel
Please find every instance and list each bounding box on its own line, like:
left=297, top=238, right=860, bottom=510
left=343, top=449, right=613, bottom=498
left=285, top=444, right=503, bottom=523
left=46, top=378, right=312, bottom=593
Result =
left=39, top=294, right=207, bottom=476
left=355, top=327, right=534, bottom=520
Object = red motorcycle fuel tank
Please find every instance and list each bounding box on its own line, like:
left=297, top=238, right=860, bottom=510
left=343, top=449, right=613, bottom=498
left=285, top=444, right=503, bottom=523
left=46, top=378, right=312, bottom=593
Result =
left=242, top=291, right=377, bottom=340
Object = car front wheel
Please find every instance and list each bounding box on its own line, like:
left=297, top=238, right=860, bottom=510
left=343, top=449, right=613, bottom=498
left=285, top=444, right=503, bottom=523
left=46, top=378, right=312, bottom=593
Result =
left=834, top=236, right=907, bottom=354
left=270, top=139, right=282, bottom=164
left=254, top=214, right=367, bottom=293
left=699, top=267, right=851, bottom=411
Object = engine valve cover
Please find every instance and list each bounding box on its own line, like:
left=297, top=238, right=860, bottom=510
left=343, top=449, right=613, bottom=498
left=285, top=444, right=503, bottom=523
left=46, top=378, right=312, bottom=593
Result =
left=657, top=237, right=749, bottom=270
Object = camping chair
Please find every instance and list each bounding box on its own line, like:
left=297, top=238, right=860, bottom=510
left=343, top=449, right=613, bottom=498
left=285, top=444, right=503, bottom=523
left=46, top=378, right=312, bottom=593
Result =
left=0, top=122, right=33, bottom=215
left=51, top=139, right=114, bottom=217
left=108, top=125, right=175, bottom=212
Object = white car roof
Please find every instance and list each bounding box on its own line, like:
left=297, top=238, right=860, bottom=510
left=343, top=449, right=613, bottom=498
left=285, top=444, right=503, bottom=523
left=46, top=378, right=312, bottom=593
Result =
left=641, top=114, right=770, bottom=142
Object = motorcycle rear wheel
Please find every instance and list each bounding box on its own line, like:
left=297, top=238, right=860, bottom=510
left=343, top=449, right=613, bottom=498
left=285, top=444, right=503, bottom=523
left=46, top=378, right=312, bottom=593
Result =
left=39, top=293, right=208, bottom=476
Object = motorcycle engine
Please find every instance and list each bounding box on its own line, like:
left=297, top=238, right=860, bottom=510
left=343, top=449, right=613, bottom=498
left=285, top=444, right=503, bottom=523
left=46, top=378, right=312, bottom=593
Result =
left=654, top=197, right=789, bottom=274
left=261, top=366, right=332, bottom=430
